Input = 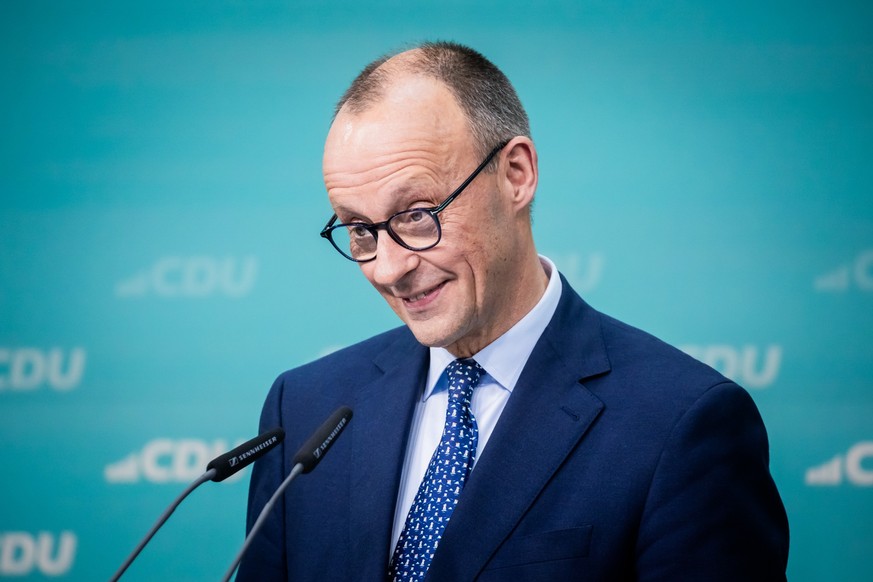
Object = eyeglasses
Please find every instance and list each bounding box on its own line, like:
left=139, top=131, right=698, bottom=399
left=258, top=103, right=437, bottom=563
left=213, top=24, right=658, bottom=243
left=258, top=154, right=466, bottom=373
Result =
left=320, top=141, right=508, bottom=263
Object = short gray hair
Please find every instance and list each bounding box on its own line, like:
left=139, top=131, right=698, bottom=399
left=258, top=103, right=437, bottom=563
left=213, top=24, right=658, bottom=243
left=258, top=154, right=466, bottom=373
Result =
left=335, top=41, right=531, bottom=165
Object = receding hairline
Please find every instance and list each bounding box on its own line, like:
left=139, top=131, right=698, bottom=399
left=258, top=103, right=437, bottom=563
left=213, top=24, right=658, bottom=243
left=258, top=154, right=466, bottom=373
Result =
left=333, top=48, right=448, bottom=118
left=332, top=41, right=531, bottom=171
left=330, top=52, right=484, bottom=162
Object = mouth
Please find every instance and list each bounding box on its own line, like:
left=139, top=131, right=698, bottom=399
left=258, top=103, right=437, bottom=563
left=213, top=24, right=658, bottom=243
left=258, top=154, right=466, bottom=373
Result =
left=401, top=282, right=445, bottom=308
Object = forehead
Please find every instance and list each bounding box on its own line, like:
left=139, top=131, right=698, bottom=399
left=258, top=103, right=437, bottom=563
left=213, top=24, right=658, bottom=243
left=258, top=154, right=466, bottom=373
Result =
left=323, top=75, right=474, bottom=178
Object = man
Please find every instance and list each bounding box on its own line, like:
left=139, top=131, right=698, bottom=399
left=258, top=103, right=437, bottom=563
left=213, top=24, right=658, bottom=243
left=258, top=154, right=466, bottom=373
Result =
left=238, top=41, right=789, bottom=581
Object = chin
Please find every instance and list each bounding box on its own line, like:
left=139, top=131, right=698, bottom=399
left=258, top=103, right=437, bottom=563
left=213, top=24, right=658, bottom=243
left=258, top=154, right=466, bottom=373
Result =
left=406, top=327, right=446, bottom=348
left=404, top=321, right=457, bottom=350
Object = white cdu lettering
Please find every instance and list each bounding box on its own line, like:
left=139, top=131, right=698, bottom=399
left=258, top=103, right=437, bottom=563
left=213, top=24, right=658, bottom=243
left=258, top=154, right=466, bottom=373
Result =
left=0, top=531, right=76, bottom=576
left=814, top=249, right=873, bottom=292
left=0, top=348, right=86, bottom=391
left=681, top=344, right=782, bottom=389
left=141, top=439, right=175, bottom=483
left=135, top=439, right=233, bottom=483
left=846, top=441, right=873, bottom=486
left=151, top=256, right=258, bottom=298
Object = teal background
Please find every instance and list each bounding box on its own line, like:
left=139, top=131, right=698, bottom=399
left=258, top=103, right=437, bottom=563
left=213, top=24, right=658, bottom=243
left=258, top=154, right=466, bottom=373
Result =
left=1, top=1, right=872, bottom=579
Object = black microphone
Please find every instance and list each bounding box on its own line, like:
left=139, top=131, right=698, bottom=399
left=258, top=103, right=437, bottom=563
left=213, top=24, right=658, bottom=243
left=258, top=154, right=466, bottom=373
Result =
left=208, top=427, right=286, bottom=482
left=109, top=428, right=285, bottom=581
left=221, top=406, right=353, bottom=582
left=292, top=406, right=353, bottom=473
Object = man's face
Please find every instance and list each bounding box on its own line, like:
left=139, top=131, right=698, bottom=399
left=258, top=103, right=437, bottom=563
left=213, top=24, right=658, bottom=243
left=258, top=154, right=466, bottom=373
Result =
left=323, top=75, right=524, bottom=357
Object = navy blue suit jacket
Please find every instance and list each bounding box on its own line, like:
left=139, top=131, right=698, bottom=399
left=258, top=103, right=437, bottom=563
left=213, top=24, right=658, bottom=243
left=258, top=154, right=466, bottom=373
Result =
left=238, top=277, right=789, bottom=581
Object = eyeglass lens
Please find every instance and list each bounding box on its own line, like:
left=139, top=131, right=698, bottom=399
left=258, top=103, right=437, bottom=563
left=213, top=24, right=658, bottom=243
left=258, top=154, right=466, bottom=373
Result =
left=334, top=208, right=440, bottom=261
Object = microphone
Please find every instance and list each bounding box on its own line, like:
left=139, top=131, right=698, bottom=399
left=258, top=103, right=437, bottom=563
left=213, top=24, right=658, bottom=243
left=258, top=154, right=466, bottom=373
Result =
left=221, top=406, right=353, bottom=582
left=109, top=428, right=285, bottom=581
left=292, top=406, right=353, bottom=473
left=208, top=428, right=286, bottom=482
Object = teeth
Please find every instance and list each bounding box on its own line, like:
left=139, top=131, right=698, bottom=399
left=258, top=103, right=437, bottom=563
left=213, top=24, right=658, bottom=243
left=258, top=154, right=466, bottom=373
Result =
left=406, top=285, right=439, bottom=302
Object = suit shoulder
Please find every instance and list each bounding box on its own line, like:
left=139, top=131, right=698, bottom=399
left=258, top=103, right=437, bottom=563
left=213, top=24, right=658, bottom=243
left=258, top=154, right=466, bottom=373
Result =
left=595, top=310, right=735, bottom=398
left=255, top=325, right=420, bottom=432
left=267, top=325, right=416, bottom=398
left=578, top=309, right=770, bottom=471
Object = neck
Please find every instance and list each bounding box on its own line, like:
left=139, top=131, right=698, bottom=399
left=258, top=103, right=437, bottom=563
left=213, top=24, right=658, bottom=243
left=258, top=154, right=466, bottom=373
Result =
left=446, top=249, right=548, bottom=358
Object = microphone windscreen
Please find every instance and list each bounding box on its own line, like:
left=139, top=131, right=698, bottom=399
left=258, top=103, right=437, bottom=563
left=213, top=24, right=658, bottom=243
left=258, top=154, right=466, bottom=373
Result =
left=207, top=428, right=285, bottom=482
left=292, top=406, right=353, bottom=473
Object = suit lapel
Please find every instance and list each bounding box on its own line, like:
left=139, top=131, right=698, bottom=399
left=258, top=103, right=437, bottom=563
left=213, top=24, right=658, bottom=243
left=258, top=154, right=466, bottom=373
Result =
left=347, top=331, right=428, bottom=581
left=427, top=279, right=611, bottom=581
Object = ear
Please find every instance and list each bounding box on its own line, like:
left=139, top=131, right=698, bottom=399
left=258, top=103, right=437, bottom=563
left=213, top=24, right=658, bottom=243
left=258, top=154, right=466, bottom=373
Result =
left=498, top=137, right=538, bottom=215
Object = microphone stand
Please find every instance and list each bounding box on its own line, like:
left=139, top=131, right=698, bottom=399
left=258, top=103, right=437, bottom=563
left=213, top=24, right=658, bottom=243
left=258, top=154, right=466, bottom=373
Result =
left=220, top=463, right=304, bottom=582
left=109, top=469, right=217, bottom=581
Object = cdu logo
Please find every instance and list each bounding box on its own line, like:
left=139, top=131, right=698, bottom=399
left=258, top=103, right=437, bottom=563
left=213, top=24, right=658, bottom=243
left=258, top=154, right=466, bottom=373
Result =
left=680, top=344, right=783, bottom=389
left=814, top=249, right=873, bottom=292
left=104, top=438, right=246, bottom=484
left=805, top=442, right=873, bottom=487
left=0, top=531, right=76, bottom=576
left=115, top=255, right=258, bottom=299
left=0, top=348, right=86, bottom=392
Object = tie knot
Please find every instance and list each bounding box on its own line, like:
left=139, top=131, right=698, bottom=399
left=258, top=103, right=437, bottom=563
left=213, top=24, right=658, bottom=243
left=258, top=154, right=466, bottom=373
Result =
left=445, top=358, right=484, bottom=401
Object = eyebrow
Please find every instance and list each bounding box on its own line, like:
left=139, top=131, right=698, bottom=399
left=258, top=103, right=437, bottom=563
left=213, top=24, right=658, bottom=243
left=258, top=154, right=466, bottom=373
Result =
left=332, top=184, right=441, bottom=223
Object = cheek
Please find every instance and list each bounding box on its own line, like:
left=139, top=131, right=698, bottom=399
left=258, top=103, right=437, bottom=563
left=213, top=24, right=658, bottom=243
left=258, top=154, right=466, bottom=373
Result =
left=440, top=203, right=498, bottom=251
left=440, top=219, right=505, bottom=281
left=432, top=232, right=484, bottom=278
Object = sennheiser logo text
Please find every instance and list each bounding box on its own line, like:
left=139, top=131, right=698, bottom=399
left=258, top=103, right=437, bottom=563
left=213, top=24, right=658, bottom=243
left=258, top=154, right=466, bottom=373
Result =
left=234, top=435, right=278, bottom=465
left=313, top=418, right=347, bottom=460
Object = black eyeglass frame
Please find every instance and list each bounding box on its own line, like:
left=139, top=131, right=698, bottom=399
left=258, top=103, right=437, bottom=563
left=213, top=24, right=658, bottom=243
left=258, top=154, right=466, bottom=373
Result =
left=320, top=141, right=510, bottom=263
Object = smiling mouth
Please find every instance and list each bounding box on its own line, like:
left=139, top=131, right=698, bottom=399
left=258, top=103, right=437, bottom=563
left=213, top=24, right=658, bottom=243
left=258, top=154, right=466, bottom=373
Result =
left=402, top=282, right=445, bottom=304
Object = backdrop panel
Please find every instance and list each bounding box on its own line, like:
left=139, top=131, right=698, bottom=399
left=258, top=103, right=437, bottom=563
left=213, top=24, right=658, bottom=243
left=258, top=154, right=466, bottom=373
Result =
left=1, top=2, right=871, bottom=580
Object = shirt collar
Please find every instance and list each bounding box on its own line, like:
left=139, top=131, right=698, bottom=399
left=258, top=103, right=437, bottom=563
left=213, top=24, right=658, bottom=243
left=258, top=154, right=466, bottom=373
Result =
left=424, top=255, right=562, bottom=400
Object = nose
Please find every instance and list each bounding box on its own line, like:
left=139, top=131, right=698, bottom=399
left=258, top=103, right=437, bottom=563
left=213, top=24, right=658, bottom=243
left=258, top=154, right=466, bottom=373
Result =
left=366, top=232, right=419, bottom=288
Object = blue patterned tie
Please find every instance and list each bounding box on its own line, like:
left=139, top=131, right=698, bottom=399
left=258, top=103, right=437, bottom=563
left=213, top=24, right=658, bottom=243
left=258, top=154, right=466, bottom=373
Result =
left=388, top=358, right=484, bottom=582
